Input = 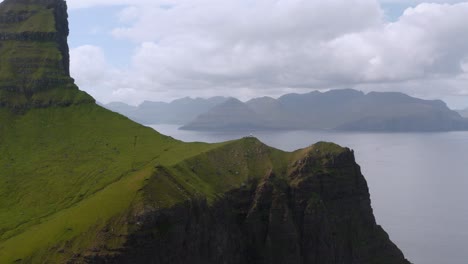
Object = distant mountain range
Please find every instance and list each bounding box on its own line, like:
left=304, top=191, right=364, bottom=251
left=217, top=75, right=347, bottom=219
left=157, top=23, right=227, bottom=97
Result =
left=457, top=108, right=468, bottom=118
left=104, top=96, right=228, bottom=124
left=104, top=89, right=468, bottom=132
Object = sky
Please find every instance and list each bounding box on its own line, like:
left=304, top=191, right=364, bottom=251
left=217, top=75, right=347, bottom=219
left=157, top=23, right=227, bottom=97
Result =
left=4, top=0, right=468, bottom=108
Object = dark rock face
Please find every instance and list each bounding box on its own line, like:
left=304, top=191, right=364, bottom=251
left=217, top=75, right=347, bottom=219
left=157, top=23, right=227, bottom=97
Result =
left=0, top=0, right=93, bottom=109
left=85, top=149, right=410, bottom=264
left=51, top=0, right=71, bottom=75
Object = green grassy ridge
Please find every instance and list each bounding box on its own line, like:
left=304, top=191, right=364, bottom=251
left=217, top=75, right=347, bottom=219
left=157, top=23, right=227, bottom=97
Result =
left=0, top=103, right=346, bottom=263
left=0, top=104, right=220, bottom=241
left=0, top=139, right=293, bottom=263
left=143, top=138, right=291, bottom=209
left=0, top=165, right=154, bottom=263
left=0, top=103, right=226, bottom=263
left=144, top=138, right=347, bottom=212
left=168, top=138, right=290, bottom=200
left=288, top=141, right=351, bottom=176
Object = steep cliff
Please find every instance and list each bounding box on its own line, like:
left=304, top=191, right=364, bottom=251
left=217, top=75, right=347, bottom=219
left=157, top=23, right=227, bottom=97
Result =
left=76, top=142, right=409, bottom=264
left=0, top=0, right=93, bottom=110
left=0, top=1, right=410, bottom=263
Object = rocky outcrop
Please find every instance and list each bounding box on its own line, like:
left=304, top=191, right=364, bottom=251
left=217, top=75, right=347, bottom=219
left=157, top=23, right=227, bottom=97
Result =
left=0, top=10, right=37, bottom=24
left=79, top=145, right=410, bottom=264
left=0, top=32, right=58, bottom=41
left=0, top=0, right=93, bottom=109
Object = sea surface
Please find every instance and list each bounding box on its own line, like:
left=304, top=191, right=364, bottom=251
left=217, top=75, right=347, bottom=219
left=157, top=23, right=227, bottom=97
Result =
left=149, top=124, right=468, bottom=264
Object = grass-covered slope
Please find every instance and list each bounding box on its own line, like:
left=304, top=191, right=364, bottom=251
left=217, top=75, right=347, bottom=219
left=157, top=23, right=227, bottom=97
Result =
left=0, top=100, right=291, bottom=263
left=0, top=103, right=233, bottom=262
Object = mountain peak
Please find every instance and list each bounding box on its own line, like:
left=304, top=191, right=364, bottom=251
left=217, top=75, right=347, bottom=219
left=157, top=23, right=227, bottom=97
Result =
left=0, top=0, right=93, bottom=110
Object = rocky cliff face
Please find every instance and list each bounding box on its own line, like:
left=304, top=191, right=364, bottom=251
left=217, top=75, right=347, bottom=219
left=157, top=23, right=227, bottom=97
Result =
left=0, top=0, right=93, bottom=110
left=78, top=144, right=410, bottom=264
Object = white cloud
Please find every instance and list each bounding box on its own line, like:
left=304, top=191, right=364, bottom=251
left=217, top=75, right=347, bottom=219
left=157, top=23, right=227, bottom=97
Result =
left=70, top=45, right=112, bottom=87
left=65, top=0, right=468, bottom=107
left=380, top=0, right=466, bottom=3
left=61, top=0, right=468, bottom=9
left=70, top=45, right=142, bottom=104
left=70, top=44, right=205, bottom=104
left=109, top=0, right=384, bottom=90
left=65, top=0, right=159, bottom=9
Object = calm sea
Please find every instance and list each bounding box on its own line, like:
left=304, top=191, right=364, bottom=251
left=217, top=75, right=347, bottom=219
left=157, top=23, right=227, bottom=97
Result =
left=149, top=124, right=468, bottom=264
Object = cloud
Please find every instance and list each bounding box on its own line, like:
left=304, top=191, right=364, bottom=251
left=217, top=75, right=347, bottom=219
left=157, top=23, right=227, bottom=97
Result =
left=109, top=0, right=384, bottom=90
left=328, top=3, right=468, bottom=81
left=380, top=0, right=466, bottom=3
left=61, top=0, right=468, bottom=9
left=66, top=0, right=468, bottom=106
left=70, top=45, right=109, bottom=86
left=65, top=0, right=159, bottom=9
left=70, top=45, right=141, bottom=104
left=70, top=44, right=207, bottom=104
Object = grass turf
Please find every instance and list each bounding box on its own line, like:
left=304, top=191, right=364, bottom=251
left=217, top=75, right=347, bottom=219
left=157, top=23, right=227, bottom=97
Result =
left=0, top=104, right=229, bottom=261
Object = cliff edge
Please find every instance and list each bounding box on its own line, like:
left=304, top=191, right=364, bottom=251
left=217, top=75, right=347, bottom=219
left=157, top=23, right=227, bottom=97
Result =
left=81, top=142, right=410, bottom=264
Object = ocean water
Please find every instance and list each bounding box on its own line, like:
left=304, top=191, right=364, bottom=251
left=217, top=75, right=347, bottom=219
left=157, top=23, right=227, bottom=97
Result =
left=149, top=124, right=468, bottom=264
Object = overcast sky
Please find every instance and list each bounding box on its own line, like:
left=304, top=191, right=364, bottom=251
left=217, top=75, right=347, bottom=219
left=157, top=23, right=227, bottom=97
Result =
left=6, top=0, right=468, bottom=108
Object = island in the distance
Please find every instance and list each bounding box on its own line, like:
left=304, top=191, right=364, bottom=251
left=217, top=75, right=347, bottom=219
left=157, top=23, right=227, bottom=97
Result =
left=105, top=89, right=468, bottom=132
left=0, top=0, right=410, bottom=263
left=457, top=107, right=468, bottom=118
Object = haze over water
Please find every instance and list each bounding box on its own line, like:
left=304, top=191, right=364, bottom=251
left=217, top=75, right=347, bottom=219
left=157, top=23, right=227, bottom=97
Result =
left=150, top=124, right=468, bottom=264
